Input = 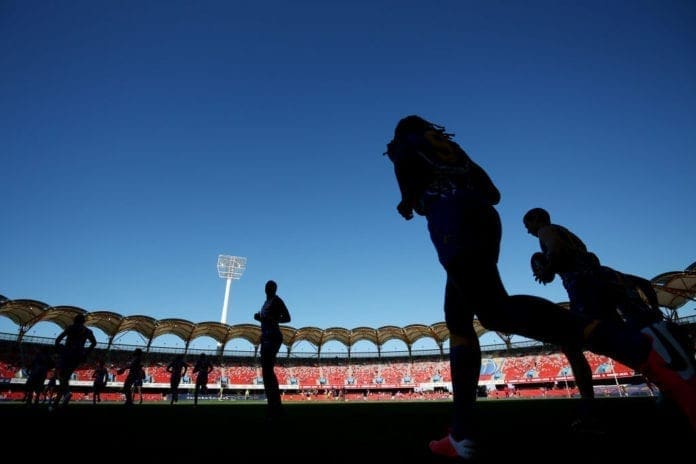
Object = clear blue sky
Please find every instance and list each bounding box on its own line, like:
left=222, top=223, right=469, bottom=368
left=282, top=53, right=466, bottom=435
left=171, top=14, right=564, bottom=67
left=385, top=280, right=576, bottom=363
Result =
left=2, top=1, right=694, bottom=352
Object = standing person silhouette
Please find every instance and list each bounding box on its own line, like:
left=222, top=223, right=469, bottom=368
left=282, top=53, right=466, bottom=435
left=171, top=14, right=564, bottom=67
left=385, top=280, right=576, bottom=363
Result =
left=53, top=313, right=96, bottom=409
left=192, top=353, right=214, bottom=406
left=523, top=207, right=695, bottom=429
left=384, top=114, right=696, bottom=459
left=42, top=369, right=57, bottom=404
left=166, top=354, right=189, bottom=405
left=92, top=358, right=109, bottom=404
left=117, top=348, right=143, bottom=406
left=254, top=279, right=291, bottom=421
left=23, top=345, right=54, bottom=406
left=132, top=367, right=146, bottom=404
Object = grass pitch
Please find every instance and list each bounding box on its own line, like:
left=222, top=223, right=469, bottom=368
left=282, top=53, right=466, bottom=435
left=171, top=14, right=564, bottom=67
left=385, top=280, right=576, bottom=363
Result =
left=3, top=397, right=692, bottom=462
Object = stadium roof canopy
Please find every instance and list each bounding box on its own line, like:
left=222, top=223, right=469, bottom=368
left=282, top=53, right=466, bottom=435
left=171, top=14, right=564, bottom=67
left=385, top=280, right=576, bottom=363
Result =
left=1, top=267, right=693, bottom=354
left=651, top=271, right=696, bottom=311
left=0, top=299, right=485, bottom=354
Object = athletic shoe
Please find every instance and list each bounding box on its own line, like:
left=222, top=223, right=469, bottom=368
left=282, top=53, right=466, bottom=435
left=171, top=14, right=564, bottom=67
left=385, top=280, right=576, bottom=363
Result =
left=429, top=435, right=477, bottom=460
left=640, top=323, right=696, bottom=430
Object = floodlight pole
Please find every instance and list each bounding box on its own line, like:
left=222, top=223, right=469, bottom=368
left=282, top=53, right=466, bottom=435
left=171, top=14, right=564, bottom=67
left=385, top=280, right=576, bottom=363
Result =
left=217, top=255, right=247, bottom=326
left=221, top=278, right=233, bottom=324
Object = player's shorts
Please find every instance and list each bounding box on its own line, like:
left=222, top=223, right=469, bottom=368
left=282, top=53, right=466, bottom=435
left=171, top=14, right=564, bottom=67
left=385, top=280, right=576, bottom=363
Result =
left=424, top=189, right=505, bottom=335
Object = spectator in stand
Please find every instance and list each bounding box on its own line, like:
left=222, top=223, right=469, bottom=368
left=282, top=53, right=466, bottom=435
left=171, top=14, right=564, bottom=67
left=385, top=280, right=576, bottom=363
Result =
left=52, top=313, right=97, bottom=409
left=192, top=352, right=214, bottom=406
left=166, top=354, right=189, bottom=405
left=92, top=358, right=109, bottom=404
left=253, top=279, right=292, bottom=422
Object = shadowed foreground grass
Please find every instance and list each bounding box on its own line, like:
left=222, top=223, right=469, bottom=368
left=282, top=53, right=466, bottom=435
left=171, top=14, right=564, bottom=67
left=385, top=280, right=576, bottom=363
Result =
left=3, top=397, right=692, bottom=462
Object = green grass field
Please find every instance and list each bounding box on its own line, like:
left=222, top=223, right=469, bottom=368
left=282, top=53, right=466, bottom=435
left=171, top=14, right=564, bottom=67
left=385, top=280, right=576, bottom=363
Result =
left=3, top=397, right=692, bottom=462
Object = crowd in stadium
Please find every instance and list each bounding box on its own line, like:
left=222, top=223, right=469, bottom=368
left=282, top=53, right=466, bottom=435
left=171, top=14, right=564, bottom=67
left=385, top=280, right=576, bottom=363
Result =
left=0, top=338, right=653, bottom=404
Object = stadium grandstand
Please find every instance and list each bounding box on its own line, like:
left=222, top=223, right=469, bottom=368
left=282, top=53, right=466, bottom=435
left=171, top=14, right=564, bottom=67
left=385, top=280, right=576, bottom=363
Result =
left=1, top=266, right=694, bottom=404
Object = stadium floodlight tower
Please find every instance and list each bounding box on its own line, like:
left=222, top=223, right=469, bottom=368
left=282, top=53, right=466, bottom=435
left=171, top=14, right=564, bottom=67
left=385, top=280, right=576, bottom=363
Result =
left=217, top=255, right=247, bottom=325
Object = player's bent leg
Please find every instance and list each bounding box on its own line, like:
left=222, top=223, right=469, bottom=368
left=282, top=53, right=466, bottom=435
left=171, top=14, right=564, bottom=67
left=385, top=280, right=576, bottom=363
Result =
left=640, top=322, right=696, bottom=430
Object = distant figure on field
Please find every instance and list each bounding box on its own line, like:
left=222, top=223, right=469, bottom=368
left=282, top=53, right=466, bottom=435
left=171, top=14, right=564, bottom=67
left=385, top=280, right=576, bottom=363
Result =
left=92, top=358, right=109, bottom=404
left=23, top=346, right=55, bottom=405
left=192, top=353, right=214, bottom=406
left=167, top=354, right=189, bottom=405
left=117, top=348, right=144, bottom=406
left=53, top=314, right=96, bottom=409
